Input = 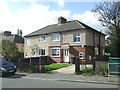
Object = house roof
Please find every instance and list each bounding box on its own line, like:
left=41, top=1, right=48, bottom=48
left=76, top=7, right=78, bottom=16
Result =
left=2, top=35, right=24, bottom=44
left=24, top=20, right=105, bottom=37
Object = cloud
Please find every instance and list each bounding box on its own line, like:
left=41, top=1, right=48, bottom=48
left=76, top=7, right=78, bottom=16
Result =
left=0, top=0, right=105, bottom=36
left=72, top=11, right=105, bottom=33
left=0, top=0, right=12, bottom=32
left=13, top=4, right=70, bottom=35
left=56, top=0, right=65, bottom=7
left=0, top=0, right=70, bottom=36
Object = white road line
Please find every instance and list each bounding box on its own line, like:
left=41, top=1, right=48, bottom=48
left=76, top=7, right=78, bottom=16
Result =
left=22, top=77, right=57, bottom=81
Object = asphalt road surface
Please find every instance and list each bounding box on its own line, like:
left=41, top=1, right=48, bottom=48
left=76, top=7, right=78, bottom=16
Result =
left=1, top=73, right=119, bottom=88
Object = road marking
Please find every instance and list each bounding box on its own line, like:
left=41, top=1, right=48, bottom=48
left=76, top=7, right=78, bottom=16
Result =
left=22, top=77, right=57, bottom=81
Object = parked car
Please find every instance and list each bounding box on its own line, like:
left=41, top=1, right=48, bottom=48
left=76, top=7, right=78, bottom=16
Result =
left=0, top=59, right=17, bottom=76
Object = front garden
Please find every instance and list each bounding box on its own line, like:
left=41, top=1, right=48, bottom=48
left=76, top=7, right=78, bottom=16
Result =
left=16, top=63, right=71, bottom=73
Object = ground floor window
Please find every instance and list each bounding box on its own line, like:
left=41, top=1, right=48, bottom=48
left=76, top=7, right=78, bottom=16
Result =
left=95, top=47, right=99, bottom=55
left=39, top=48, right=45, bottom=56
left=79, top=52, right=84, bottom=59
left=32, top=49, right=36, bottom=56
left=52, top=48, right=60, bottom=57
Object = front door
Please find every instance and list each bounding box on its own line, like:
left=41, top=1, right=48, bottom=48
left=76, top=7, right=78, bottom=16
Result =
left=63, top=49, right=69, bottom=62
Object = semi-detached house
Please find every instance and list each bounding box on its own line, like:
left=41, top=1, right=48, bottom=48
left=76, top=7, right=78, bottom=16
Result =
left=24, top=17, right=105, bottom=63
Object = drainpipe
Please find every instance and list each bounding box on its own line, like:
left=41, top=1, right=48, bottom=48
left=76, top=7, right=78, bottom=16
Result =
left=93, top=32, right=95, bottom=57
left=99, top=34, right=101, bottom=56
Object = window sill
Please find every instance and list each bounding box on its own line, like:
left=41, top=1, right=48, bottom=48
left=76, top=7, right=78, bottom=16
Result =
left=52, top=40, right=60, bottom=42
left=39, top=41, right=46, bottom=43
left=39, top=55, right=46, bottom=56
left=51, top=56, right=61, bottom=58
left=73, top=42, right=80, bottom=43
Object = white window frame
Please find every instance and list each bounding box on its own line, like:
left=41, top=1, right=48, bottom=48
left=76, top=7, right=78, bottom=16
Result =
left=51, top=48, right=60, bottom=57
left=39, top=35, right=46, bottom=42
left=79, top=52, right=84, bottom=59
left=95, top=47, right=99, bottom=55
left=32, top=49, right=36, bottom=56
left=39, top=48, right=45, bottom=56
left=26, top=39, right=30, bottom=45
left=52, top=33, right=60, bottom=41
left=73, top=34, right=80, bottom=43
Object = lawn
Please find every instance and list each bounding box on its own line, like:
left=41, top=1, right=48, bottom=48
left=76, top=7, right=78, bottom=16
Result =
left=44, top=63, right=71, bottom=71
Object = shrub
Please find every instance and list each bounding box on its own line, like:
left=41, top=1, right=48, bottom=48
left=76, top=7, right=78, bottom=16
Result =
left=80, top=68, right=95, bottom=76
left=95, top=64, right=108, bottom=75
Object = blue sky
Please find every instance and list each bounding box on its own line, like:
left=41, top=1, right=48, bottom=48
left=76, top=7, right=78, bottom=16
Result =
left=0, top=0, right=105, bottom=36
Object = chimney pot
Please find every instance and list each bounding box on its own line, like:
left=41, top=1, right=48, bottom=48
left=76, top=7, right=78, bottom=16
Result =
left=58, top=17, right=67, bottom=24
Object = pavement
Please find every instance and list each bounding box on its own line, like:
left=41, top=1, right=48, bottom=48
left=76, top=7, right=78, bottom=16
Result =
left=49, top=64, right=120, bottom=85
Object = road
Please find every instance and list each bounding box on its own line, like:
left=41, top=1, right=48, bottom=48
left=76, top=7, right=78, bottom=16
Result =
left=1, top=73, right=119, bottom=88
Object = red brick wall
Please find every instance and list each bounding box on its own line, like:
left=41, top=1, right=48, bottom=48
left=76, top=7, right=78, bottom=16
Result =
left=69, top=46, right=94, bottom=63
left=69, top=46, right=85, bottom=63
left=84, top=46, right=94, bottom=61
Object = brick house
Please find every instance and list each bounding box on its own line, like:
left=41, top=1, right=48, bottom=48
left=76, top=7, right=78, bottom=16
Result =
left=2, top=31, right=24, bottom=57
left=24, top=17, right=105, bottom=63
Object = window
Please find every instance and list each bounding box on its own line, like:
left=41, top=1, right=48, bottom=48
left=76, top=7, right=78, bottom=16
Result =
left=39, top=48, right=45, bottom=56
left=26, top=39, right=30, bottom=45
left=79, top=52, right=84, bottom=59
left=73, top=34, right=80, bottom=43
left=52, top=48, right=60, bottom=57
left=32, top=49, right=36, bottom=56
left=52, top=33, right=60, bottom=41
left=95, top=47, right=99, bottom=55
left=39, top=35, right=46, bottom=42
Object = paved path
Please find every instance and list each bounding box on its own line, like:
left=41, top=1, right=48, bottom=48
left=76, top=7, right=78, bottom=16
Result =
left=51, top=64, right=75, bottom=74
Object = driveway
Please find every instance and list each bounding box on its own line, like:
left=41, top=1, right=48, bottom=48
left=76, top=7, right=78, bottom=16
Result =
left=50, top=64, right=75, bottom=74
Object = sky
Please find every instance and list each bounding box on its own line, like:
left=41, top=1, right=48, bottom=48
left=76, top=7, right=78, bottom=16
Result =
left=0, top=0, right=107, bottom=36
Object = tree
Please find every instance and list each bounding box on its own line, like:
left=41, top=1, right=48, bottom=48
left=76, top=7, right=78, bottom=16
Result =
left=0, top=40, right=20, bottom=60
left=92, top=1, right=120, bottom=56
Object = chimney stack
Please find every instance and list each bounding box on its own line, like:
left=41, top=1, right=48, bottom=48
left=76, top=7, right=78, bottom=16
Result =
left=4, top=31, right=11, bottom=36
left=58, top=17, right=67, bottom=24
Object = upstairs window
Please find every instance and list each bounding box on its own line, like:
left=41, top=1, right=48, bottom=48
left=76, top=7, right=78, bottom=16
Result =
left=39, top=35, right=46, bottom=42
left=52, top=33, right=60, bottom=41
left=39, top=48, right=45, bottom=56
left=73, top=34, right=80, bottom=43
left=26, top=39, right=30, bottom=45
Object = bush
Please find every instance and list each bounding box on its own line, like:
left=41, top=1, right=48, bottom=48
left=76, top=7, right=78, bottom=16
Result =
left=80, top=68, right=95, bottom=76
left=95, top=64, right=108, bottom=75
